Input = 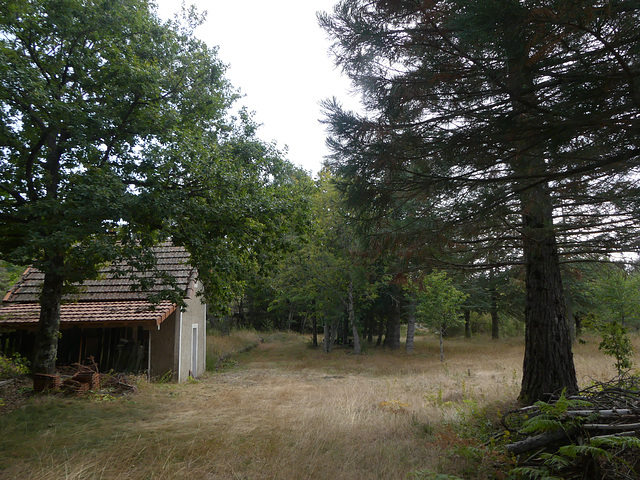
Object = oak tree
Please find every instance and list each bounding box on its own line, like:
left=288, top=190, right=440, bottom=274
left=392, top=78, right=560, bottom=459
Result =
left=0, top=0, right=303, bottom=373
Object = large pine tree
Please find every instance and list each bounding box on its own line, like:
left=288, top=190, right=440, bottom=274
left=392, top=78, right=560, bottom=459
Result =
left=320, top=0, right=640, bottom=403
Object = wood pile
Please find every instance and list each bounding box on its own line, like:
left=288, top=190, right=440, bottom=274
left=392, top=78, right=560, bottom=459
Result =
left=100, top=372, right=137, bottom=395
left=56, top=357, right=137, bottom=396
left=32, top=373, right=61, bottom=392
left=60, top=358, right=101, bottom=395
left=501, top=375, right=640, bottom=479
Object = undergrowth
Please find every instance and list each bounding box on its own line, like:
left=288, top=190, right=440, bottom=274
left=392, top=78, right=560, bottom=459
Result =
left=0, top=353, right=29, bottom=379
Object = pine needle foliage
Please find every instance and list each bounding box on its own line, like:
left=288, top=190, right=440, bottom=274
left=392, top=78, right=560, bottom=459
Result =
left=319, top=0, right=640, bottom=404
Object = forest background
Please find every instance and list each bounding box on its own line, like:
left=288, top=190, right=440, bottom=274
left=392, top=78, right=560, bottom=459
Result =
left=1, top=0, right=640, bottom=411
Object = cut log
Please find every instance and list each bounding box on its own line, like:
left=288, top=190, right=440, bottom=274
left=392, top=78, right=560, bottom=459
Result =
left=505, top=427, right=579, bottom=455
left=583, top=423, right=640, bottom=431
left=565, top=409, right=634, bottom=417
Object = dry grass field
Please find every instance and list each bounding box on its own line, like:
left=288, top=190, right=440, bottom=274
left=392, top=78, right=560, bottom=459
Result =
left=0, top=331, right=630, bottom=480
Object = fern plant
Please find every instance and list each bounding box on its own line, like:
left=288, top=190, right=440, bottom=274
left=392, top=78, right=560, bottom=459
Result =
left=518, top=390, right=594, bottom=436
left=509, top=391, right=640, bottom=479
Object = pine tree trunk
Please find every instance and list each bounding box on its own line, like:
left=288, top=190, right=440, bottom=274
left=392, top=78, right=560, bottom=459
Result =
left=384, top=300, right=401, bottom=350
left=565, top=295, right=576, bottom=344
left=366, top=313, right=374, bottom=344
left=519, top=184, right=578, bottom=404
left=491, top=287, right=499, bottom=340
left=287, top=306, right=295, bottom=331
left=464, top=309, right=471, bottom=338
left=406, top=306, right=416, bottom=353
left=376, top=315, right=384, bottom=346
left=506, top=48, right=578, bottom=404
left=34, top=255, right=65, bottom=374
left=347, top=281, right=361, bottom=354
left=312, top=315, right=318, bottom=347
left=329, top=318, right=339, bottom=352
left=323, top=323, right=330, bottom=353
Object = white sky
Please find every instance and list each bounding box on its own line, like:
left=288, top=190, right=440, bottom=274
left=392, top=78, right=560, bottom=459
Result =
left=155, top=0, right=359, bottom=175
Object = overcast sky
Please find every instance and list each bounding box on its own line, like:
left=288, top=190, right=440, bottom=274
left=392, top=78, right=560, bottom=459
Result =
left=155, top=0, right=359, bottom=174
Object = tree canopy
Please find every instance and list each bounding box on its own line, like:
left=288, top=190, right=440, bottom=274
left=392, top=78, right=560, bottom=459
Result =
left=0, top=0, right=308, bottom=373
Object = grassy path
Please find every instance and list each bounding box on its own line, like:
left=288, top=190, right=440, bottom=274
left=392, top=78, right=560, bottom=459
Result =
left=0, top=332, right=622, bottom=479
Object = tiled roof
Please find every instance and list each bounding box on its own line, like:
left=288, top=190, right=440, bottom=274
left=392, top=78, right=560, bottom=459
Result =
left=0, top=243, right=196, bottom=327
left=0, top=300, right=176, bottom=327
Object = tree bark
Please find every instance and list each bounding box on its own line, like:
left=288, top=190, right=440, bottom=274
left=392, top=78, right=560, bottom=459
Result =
left=323, top=323, right=330, bottom=353
left=519, top=183, right=578, bottom=403
left=464, top=309, right=471, bottom=338
left=323, top=318, right=340, bottom=353
left=287, top=305, right=295, bottom=331
left=406, top=304, right=416, bottom=353
left=365, top=313, right=374, bottom=344
left=312, top=315, right=318, bottom=347
left=506, top=46, right=578, bottom=404
left=505, top=426, right=579, bottom=455
left=34, top=254, right=65, bottom=374
left=565, top=294, right=576, bottom=344
left=491, top=286, right=499, bottom=340
left=376, top=315, right=384, bottom=346
left=347, top=280, right=361, bottom=354
left=329, top=318, right=339, bottom=352
left=383, top=298, right=401, bottom=349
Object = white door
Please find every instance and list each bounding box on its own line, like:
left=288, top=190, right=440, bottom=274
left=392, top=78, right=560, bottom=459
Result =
left=191, top=324, right=198, bottom=377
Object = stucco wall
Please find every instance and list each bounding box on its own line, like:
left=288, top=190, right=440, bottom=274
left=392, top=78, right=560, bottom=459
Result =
left=176, top=281, right=206, bottom=382
left=149, top=311, right=176, bottom=380
left=148, top=281, right=206, bottom=382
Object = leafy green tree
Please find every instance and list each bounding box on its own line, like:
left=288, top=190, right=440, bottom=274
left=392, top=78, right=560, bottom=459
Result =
left=411, top=270, right=467, bottom=362
left=320, top=0, right=640, bottom=402
left=0, top=261, right=23, bottom=296
left=258, top=169, right=387, bottom=353
left=598, top=320, right=634, bottom=375
left=565, top=261, right=640, bottom=335
left=571, top=262, right=639, bottom=374
left=587, top=265, right=640, bottom=329
left=0, top=0, right=303, bottom=373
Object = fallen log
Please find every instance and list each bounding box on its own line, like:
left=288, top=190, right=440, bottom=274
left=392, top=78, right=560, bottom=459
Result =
left=583, top=422, right=640, bottom=431
left=505, top=426, right=580, bottom=455
left=0, top=378, right=16, bottom=388
left=565, top=409, right=635, bottom=417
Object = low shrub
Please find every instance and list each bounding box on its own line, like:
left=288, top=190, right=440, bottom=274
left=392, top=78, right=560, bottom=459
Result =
left=0, top=352, right=29, bottom=379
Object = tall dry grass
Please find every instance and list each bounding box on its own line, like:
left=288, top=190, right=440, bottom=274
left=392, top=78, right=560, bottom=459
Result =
left=0, top=331, right=632, bottom=479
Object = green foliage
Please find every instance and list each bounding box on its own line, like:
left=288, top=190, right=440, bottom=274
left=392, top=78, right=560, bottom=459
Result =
left=517, top=391, right=593, bottom=437
left=321, top=0, right=640, bottom=402
left=0, top=353, right=29, bottom=379
left=597, top=321, right=634, bottom=375
left=586, top=265, right=640, bottom=328
left=0, top=261, right=23, bottom=295
left=507, top=391, right=640, bottom=480
left=509, top=466, right=563, bottom=480
left=590, top=435, right=640, bottom=450
left=244, top=168, right=388, bottom=345
left=511, top=440, right=620, bottom=480
left=0, top=0, right=310, bottom=371
left=155, top=370, right=174, bottom=384
left=411, top=271, right=468, bottom=334
left=565, top=262, right=637, bottom=374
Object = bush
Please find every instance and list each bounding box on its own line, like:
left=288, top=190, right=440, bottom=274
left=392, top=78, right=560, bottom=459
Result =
left=0, top=353, right=29, bottom=379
